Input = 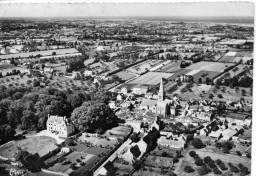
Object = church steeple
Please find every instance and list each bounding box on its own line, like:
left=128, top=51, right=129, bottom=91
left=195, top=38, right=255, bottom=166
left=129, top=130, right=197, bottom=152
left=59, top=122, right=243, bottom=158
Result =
left=158, top=78, right=164, bottom=101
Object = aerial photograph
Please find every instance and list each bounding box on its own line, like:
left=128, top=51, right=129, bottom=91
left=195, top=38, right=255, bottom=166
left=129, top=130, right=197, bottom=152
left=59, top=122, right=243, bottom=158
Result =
left=0, top=2, right=255, bottom=176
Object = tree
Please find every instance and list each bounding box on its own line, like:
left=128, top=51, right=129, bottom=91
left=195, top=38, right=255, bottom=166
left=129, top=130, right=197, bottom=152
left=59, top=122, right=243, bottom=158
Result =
left=213, top=167, right=222, bottom=175
left=208, top=94, right=214, bottom=99
left=184, top=166, right=194, bottom=173
left=192, top=138, right=205, bottom=149
left=130, top=132, right=139, bottom=143
left=70, top=163, right=77, bottom=170
left=71, top=102, right=118, bottom=132
left=15, top=147, right=41, bottom=171
left=189, top=150, right=196, bottom=157
left=195, top=158, right=204, bottom=166
left=65, top=138, right=75, bottom=146
left=172, top=156, right=179, bottom=163
left=218, top=94, right=223, bottom=98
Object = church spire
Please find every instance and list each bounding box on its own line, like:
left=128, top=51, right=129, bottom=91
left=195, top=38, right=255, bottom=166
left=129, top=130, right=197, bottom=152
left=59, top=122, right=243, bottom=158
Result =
left=158, top=78, right=164, bottom=101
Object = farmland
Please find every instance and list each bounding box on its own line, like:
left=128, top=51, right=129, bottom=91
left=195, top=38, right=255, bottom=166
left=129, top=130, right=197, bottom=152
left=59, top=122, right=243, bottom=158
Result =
left=175, top=149, right=251, bottom=176
left=218, top=51, right=253, bottom=64
left=128, top=72, right=173, bottom=85
left=156, top=61, right=182, bottom=73
left=0, top=136, right=56, bottom=158
left=185, top=61, right=235, bottom=72
left=126, top=60, right=163, bottom=75
left=114, top=71, right=136, bottom=81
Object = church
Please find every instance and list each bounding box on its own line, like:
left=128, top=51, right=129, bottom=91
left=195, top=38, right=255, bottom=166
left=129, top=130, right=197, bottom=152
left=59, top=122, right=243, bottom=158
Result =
left=139, top=78, right=173, bottom=117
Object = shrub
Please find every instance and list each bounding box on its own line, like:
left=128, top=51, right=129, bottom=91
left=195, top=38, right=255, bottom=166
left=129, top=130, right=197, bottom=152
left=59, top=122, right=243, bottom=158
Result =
left=246, top=153, right=251, bottom=158
left=189, top=150, right=196, bottom=157
left=70, top=163, right=77, bottom=170
left=76, top=159, right=81, bottom=162
left=192, top=138, right=205, bottom=149
left=184, top=166, right=194, bottom=173
left=236, top=151, right=242, bottom=156
left=213, top=167, right=222, bottom=175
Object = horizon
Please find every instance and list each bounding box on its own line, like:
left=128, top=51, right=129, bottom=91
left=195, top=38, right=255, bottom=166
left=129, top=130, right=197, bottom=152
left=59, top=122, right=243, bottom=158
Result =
left=0, top=2, right=254, bottom=18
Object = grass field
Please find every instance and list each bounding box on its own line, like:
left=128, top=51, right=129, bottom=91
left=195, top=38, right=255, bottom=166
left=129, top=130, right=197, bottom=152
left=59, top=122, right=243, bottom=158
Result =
left=82, top=147, right=109, bottom=156
left=191, top=70, right=221, bottom=82
left=114, top=71, right=136, bottom=81
left=156, top=61, right=181, bottom=73
left=128, top=72, right=173, bottom=85
left=175, top=149, right=251, bottom=176
left=48, top=152, right=96, bottom=173
left=186, top=61, right=235, bottom=72
left=0, top=136, right=56, bottom=158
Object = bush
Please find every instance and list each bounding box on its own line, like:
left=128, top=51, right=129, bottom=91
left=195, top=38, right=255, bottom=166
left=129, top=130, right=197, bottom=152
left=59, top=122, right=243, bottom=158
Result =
left=236, top=151, right=242, bottom=156
left=192, top=138, right=205, bottom=149
left=189, top=150, right=196, bottom=157
left=184, top=166, right=194, bottom=173
left=213, top=167, right=222, bottom=174
left=246, top=153, right=251, bottom=158
left=70, top=163, right=77, bottom=170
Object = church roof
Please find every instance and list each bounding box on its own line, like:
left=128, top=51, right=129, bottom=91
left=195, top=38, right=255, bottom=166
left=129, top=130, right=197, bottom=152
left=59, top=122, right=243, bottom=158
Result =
left=159, top=78, right=164, bottom=93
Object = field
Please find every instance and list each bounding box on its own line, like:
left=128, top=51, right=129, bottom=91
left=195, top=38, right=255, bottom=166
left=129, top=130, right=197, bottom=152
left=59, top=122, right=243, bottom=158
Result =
left=114, top=71, right=136, bottom=81
left=218, top=51, right=253, bottom=63
left=127, top=60, right=162, bottom=75
left=175, top=149, right=251, bottom=176
left=82, top=147, right=109, bottom=156
left=128, top=72, right=173, bottom=85
left=0, top=64, right=29, bottom=76
left=156, top=61, right=181, bottom=73
left=185, top=61, right=235, bottom=72
left=48, top=152, right=97, bottom=173
left=0, top=136, right=56, bottom=158
left=175, top=83, right=252, bottom=102
left=0, top=74, right=94, bottom=91
left=189, top=70, right=221, bottom=82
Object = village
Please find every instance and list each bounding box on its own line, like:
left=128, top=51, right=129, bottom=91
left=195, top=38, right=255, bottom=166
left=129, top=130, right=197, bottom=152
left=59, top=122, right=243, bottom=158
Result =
left=0, top=11, right=254, bottom=176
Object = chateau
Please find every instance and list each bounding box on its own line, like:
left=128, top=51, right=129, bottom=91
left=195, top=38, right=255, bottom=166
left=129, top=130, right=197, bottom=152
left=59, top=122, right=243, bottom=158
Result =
left=46, top=115, right=75, bottom=138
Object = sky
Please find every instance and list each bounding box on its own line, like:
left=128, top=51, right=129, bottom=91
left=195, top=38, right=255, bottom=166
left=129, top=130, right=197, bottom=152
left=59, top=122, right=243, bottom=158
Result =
left=0, top=2, right=254, bottom=18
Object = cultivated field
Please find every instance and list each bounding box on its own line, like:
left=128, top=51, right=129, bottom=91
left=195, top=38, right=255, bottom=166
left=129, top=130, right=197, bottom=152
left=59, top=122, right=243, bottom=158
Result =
left=185, top=61, right=235, bottom=72
left=128, top=72, right=173, bottom=85
left=114, top=71, right=136, bottom=81
left=218, top=51, right=253, bottom=63
left=156, top=61, right=182, bottom=73
left=0, top=136, right=56, bottom=158
left=175, top=149, right=251, bottom=176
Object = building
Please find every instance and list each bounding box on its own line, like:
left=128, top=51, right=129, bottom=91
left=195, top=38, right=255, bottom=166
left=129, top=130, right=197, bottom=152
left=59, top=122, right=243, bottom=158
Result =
left=139, top=78, right=173, bottom=117
left=46, top=115, right=75, bottom=138
left=158, top=135, right=186, bottom=149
